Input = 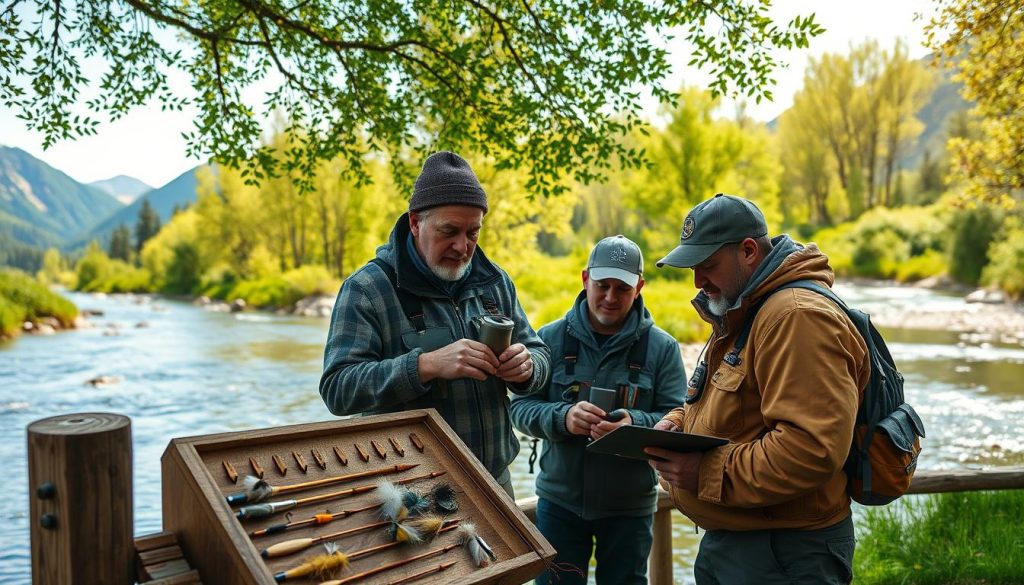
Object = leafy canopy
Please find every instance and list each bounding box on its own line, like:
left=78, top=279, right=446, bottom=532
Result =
left=0, top=0, right=822, bottom=196
left=925, top=0, right=1024, bottom=204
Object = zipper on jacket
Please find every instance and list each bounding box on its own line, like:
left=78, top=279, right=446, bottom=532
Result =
left=450, top=295, right=489, bottom=470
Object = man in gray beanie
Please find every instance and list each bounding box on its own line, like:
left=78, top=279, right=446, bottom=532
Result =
left=320, top=151, right=550, bottom=496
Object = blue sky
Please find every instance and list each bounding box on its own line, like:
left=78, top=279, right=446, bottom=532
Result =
left=0, top=0, right=936, bottom=189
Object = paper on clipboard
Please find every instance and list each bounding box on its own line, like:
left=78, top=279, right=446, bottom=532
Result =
left=586, top=425, right=728, bottom=461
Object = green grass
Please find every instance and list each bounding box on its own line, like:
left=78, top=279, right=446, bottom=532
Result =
left=855, top=490, right=1024, bottom=584
left=0, top=268, right=78, bottom=338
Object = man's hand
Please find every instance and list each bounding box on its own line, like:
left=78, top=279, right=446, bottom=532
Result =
left=590, top=409, right=632, bottom=440
left=654, top=418, right=680, bottom=432
left=565, top=401, right=607, bottom=436
left=646, top=447, right=702, bottom=492
left=418, top=339, right=499, bottom=382
left=495, top=343, right=534, bottom=384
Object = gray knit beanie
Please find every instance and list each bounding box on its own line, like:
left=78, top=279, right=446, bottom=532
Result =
left=409, top=151, right=489, bottom=213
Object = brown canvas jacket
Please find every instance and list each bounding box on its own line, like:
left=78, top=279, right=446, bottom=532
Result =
left=663, top=238, right=869, bottom=531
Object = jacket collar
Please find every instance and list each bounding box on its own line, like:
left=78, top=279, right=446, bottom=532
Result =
left=566, top=289, right=653, bottom=352
left=692, top=235, right=834, bottom=334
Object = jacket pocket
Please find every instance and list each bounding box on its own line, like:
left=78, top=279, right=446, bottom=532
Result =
left=552, top=369, right=594, bottom=403
left=607, top=371, right=655, bottom=410
left=401, top=326, right=454, bottom=353
left=698, top=363, right=745, bottom=435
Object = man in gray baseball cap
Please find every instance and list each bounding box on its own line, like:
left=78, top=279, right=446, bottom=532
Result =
left=511, top=234, right=686, bottom=585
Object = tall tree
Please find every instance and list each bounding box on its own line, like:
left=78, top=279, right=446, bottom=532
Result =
left=780, top=41, right=933, bottom=221
left=878, top=40, right=934, bottom=206
left=624, top=88, right=781, bottom=254
left=135, top=199, right=162, bottom=254
left=1, top=0, right=822, bottom=197
left=108, top=224, right=133, bottom=262
left=926, top=0, right=1024, bottom=203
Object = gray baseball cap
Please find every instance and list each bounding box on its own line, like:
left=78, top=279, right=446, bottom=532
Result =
left=588, top=235, right=643, bottom=287
left=657, top=194, right=768, bottom=268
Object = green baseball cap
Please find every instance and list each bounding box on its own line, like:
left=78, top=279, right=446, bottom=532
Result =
left=656, top=194, right=767, bottom=268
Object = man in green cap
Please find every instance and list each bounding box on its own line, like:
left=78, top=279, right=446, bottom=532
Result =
left=649, top=194, right=865, bottom=584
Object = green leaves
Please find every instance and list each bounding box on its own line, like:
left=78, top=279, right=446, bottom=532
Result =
left=3, top=0, right=822, bottom=197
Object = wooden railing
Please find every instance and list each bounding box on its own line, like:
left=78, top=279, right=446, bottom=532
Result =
left=515, top=467, right=1024, bottom=585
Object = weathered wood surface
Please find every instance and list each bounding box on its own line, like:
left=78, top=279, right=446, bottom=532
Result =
left=907, top=467, right=1024, bottom=494
left=28, top=412, right=133, bottom=585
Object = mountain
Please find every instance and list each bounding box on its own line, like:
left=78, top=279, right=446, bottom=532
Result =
left=900, top=64, right=971, bottom=171
left=89, top=175, right=152, bottom=205
left=0, top=146, right=122, bottom=248
left=72, top=165, right=205, bottom=248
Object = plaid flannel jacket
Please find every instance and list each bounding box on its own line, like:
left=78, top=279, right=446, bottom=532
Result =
left=319, top=213, right=550, bottom=482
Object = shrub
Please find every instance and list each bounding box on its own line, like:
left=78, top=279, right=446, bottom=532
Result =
left=0, top=269, right=78, bottom=337
left=74, top=243, right=153, bottom=293
left=982, top=216, right=1024, bottom=299
left=949, top=204, right=1003, bottom=285
left=810, top=205, right=947, bottom=281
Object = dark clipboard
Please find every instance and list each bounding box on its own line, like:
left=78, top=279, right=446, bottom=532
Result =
left=586, top=425, right=728, bottom=461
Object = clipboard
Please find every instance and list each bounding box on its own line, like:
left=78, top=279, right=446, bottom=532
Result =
left=586, top=425, right=728, bottom=461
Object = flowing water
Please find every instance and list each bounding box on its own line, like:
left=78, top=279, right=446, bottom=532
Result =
left=1, top=284, right=1023, bottom=584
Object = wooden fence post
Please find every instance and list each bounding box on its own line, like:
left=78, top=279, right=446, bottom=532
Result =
left=28, top=413, right=133, bottom=584
left=649, top=505, right=673, bottom=585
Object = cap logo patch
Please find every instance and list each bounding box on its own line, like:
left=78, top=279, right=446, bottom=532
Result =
left=681, top=216, right=695, bottom=240
left=610, top=248, right=628, bottom=264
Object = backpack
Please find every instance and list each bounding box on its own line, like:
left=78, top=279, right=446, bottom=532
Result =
left=733, top=280, right=926, bottom=506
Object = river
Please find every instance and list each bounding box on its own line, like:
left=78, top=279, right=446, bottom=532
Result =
left=1, top=283, right=1022, bottom=584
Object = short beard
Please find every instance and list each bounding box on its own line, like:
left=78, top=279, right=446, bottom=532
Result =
left=429, top=259, right=471, bottom=282
left=707, top=296, right=733, bottom=317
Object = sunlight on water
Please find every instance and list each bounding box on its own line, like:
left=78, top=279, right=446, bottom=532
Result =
left=1, top=284, right=1022, bottom=584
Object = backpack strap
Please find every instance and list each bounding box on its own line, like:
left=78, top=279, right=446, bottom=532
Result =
left=370, top=258, right=427, bottom=334
left=562, top=326, right=650, bottom=387
left=729, top=279, right=828, bottom=361
left=627, top=329, right=650, bottom=385
left=562, top=326, right=579, bottom=376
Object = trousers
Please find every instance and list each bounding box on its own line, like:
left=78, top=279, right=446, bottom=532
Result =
left=694, top=514, right=855, bottom=585
left=534, top=498, right=653, bottom=585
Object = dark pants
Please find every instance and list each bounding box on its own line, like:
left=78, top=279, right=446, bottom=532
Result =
left=694, top=515, right=855, bottom=585
left=535, top=498, right=653, bottom=585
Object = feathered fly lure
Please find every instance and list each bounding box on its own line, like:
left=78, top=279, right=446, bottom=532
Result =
left=458, top=523, right=497, bottom=567
left=401, top=514, right=449, bottom=540
left=235, top=475, right=273, bottom=504
left=377, top=480, right=422, bottom=543
left=272, top=542, right=348, bottom=582
left=428, top=483, right=458, bottom=515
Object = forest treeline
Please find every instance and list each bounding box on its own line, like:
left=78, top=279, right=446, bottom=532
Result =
left=12, top=35, right=1024, bottom=343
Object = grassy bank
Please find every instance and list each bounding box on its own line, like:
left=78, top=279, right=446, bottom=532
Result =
left=855, top=490, right=1024, bottom=584
left=0, top=269, right=78, bottom=339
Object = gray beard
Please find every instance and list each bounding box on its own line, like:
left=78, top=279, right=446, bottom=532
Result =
left=430, top=260, right=471, bottom=282
left=707, top=296, right=734, bottom=317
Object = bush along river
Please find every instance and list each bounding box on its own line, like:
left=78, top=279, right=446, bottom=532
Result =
left=2, top=283, right=1023, bottom=584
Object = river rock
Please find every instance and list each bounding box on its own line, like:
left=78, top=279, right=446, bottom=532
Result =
left=293, top=294, right=335, bottom=317
left=230, top=299, right=247, bottom=312
left=74, top=315, right=94, bottom=329
left=193, top=296, right=211, bottom=306
left=965, top=288, right=1006, bottom=304
left=86, top=375, right=121, bottom=387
